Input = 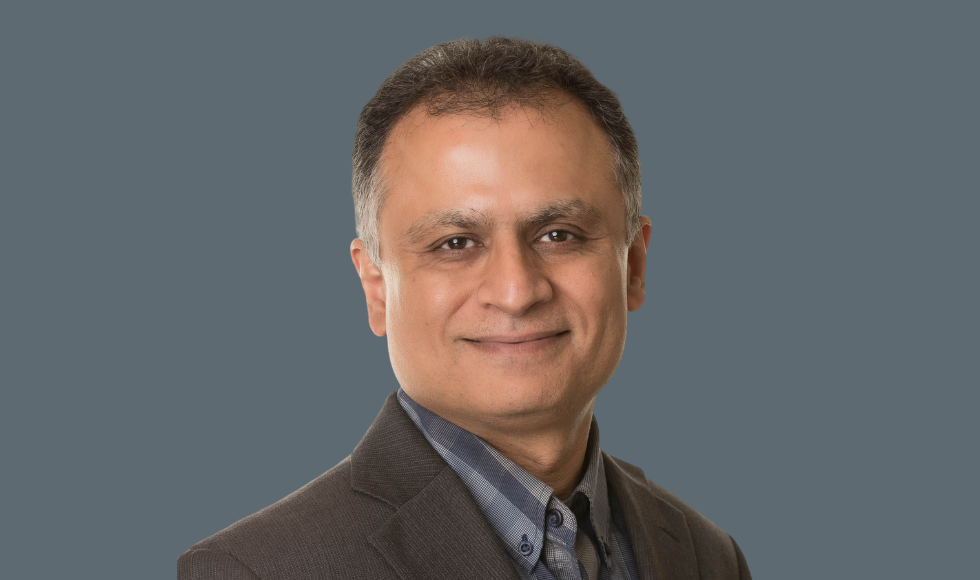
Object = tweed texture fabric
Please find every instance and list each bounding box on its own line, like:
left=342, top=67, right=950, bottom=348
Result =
left=178, top=392, right=752, bottom=580
left=397, top=389, right=638, bottom=580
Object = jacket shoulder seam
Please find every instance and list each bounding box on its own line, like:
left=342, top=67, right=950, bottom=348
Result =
left=184, top=546, right=263, bottom=580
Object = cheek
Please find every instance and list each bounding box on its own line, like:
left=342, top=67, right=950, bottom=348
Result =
left=560, top=258, right=628, bottom=338
left=429, top=281, right=462, bottom=314
left=389, top=272, right=471, bottom=338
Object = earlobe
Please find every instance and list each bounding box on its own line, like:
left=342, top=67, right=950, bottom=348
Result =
left=350, top=239, right=387, bottom=337
left=626, top=217, right=653, bottom=312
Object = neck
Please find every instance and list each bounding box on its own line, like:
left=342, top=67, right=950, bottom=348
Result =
left=434, top=398, right=597, bottom=500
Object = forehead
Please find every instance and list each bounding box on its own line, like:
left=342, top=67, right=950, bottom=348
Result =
left=377, top=100, right=623, bottom=238
left=385, top=99, right=610, bottom=169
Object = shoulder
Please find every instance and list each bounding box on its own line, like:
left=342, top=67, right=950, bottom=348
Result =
left=178, top=456, right=398, bottom=580
left=607, top=454, right=732, bottom=542
left=603, top=453, right=750, bottom=579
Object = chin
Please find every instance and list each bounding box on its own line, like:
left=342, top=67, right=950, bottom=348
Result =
left=466, top=376, right=576, bottom=418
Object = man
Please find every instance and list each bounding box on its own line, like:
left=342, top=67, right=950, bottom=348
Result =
left=179, top=37, right=751, bottom=580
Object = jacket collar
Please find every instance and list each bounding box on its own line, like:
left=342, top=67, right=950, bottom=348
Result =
left=351, top=392, right=521, bottom=580
left=603, top=453, right=701, bottom=580
left=395, top=388, right=616, bottom=573
left=350, top=392, right=701, bottom=580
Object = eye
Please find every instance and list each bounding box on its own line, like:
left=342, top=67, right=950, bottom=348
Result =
left=539, top=230, right=575, bottom=243
left=440, top=236, right=476, bottom=250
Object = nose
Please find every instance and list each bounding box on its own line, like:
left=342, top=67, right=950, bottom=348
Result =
left=476, top=240, right=554, bottom=316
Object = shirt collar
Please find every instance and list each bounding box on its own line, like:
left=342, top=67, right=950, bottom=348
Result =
left=397, top=389, right=613, bottom=572
left=568, top=421, right=612, bottom=560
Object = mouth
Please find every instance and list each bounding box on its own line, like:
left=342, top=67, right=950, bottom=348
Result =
left=461, top=330, right=570, bottom=355
left=464, top=330, right=569, bottom=344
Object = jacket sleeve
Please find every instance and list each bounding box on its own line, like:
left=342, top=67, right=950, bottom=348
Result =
left=178, top=547, right=261, bottom=580
left=730, top=535, right=752, bottom=580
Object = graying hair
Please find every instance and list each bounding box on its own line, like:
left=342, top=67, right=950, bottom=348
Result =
left=353, top=37, right=641, bottom=263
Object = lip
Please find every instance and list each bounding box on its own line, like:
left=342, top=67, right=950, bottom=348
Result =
left=464, top=330, right=568, bottom=344
left=460, top=330, right=570, bottom=357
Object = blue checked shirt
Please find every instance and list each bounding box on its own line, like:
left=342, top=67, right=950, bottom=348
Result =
left=398, top=389, right=640, bottom=580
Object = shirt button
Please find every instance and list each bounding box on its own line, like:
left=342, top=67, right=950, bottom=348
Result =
left=546, top=509, right=564, bottom=527
left=519, top=537, right=533, bottom=556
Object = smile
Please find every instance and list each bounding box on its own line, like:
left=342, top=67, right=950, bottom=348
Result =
left=462, top=331, right=571, bottom=355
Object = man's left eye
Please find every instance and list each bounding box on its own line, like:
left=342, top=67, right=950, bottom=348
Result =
left=539, top=230, right=575, bottom=242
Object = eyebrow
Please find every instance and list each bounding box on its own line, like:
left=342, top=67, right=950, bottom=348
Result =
left=516, top=198, right=603, bottom=231
left=403, top=209, right=496, bottom=245
left=402, top=198, right=603, bottom=246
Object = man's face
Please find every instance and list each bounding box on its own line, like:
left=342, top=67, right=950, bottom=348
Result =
left=352, top=100, right=651, bottom=428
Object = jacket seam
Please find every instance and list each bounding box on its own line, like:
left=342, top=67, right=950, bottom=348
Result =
left=188, top=546, right=263, bottom=580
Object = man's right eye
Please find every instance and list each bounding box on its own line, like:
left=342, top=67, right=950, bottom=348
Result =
left=440, top=237, right=475, bottom=250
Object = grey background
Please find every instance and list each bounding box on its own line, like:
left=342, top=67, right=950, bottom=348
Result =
left=1, top=1, right=977, bottom=578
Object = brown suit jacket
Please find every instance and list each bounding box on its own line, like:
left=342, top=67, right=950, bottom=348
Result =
left=179, top=393, right=751, bottom=579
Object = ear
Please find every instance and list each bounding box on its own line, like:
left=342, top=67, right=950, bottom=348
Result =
left=626, top=216, right=653, bottom=312
left=350, top=239, right=387, bottom=337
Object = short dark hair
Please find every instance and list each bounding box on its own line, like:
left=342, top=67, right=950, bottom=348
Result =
left=352, top=36, right=641, bottom=262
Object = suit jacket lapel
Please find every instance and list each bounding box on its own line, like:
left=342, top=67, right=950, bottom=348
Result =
left=603, top=453, right=700, bottom=580
left=369, top=466, right=522, bottom=580
left=351, top=393, right=520, bottom=580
